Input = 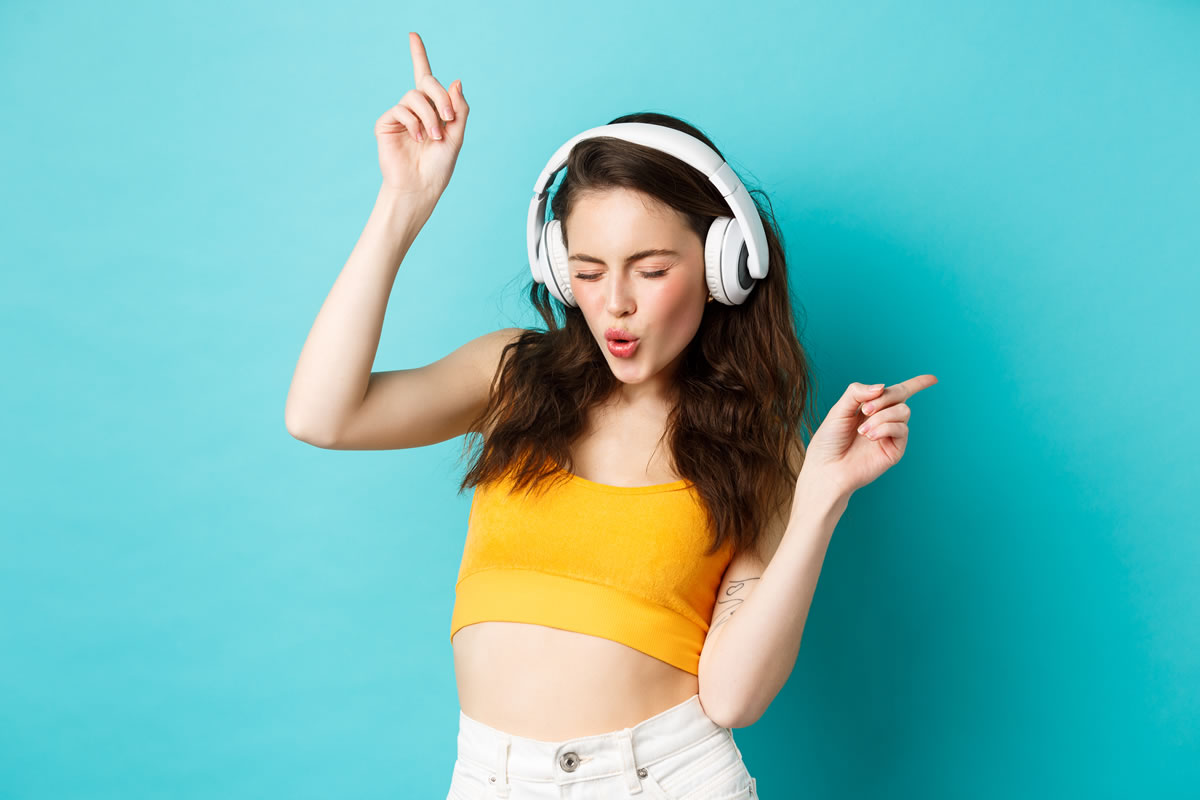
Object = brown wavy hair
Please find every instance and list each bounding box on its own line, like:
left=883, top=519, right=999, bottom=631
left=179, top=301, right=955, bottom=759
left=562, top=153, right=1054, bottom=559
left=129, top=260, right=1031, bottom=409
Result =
left=456, top=111, right=818, bottom=560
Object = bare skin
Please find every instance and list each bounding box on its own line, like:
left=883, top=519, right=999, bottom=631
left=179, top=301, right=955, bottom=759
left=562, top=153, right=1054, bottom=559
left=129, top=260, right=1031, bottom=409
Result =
left=384, top=33, right=717, bottom=741
left=452, top=396, right=702, bottom=741
left=448, top=157, right=718, bottom=740
left=309, top=27, right=938, bottom=735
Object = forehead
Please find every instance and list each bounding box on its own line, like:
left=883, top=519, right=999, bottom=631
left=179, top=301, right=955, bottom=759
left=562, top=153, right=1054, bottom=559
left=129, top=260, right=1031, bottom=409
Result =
left=565, top=188, right=691, bottom=249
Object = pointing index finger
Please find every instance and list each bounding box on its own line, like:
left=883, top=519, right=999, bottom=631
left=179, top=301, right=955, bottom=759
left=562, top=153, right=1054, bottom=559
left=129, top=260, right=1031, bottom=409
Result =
left=409, top=31, right=433, bottom=82
left=859, top=375, right=938, bottom=416
left=892, top=374, right=939, bottom=401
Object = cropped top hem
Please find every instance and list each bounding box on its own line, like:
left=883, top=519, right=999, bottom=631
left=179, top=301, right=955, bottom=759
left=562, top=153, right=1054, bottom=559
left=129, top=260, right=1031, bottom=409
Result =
left=450, top=567, right=707, bottom=675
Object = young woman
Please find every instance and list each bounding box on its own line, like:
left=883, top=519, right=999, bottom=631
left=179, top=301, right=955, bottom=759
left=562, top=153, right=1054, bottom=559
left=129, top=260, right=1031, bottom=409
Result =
left=286, top=31, right=936, bottom=800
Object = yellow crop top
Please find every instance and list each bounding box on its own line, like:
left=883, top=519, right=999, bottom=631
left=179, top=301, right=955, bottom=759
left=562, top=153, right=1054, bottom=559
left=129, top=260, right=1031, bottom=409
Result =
left=450, top=462, right=735, bottom=675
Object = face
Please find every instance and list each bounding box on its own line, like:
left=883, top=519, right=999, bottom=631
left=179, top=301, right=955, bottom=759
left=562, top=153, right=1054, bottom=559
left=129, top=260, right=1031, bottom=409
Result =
left=564, top=187, right=709, bottom=408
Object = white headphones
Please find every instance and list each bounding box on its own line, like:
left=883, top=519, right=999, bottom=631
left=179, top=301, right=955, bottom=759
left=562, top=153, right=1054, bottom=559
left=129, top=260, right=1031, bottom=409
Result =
left=526, top=122, right=770, bottom=307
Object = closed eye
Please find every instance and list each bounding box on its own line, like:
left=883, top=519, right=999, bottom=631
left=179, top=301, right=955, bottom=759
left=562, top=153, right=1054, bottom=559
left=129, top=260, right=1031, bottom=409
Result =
left=574, top=270, right=668, bottom=281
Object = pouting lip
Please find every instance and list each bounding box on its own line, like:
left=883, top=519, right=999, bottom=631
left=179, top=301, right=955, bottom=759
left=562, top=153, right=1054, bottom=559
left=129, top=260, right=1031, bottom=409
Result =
left=605, top=327, right=639, bottom=341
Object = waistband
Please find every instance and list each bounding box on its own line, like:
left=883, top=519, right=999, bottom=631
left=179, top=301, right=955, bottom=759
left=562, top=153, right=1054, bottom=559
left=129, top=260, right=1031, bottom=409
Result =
left=456, top=693, right=732, bottom=794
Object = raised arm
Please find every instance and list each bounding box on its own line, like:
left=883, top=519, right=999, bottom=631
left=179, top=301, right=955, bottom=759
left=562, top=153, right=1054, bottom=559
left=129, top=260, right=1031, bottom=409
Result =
left=284, top=31, right=479, bottom=447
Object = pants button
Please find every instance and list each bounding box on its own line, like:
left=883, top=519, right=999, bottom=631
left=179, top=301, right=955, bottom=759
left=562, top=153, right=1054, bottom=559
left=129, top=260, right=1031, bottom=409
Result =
left=559, top=751, right=579, bottom=772
left=637, top=768, right=648, bottom=778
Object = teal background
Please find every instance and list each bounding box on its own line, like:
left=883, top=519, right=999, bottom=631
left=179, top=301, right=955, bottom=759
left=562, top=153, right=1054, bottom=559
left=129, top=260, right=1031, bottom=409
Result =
left=2, top=0, right=1196, bottom=797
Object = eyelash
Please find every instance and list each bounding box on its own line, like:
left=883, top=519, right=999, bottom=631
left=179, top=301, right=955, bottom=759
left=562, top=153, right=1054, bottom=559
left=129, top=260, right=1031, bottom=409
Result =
left=574, top=270, right=668, bottom=281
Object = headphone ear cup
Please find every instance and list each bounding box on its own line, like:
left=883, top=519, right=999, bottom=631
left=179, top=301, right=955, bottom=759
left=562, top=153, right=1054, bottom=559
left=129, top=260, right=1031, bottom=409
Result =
left=542, top=219, right=576, bottom=307
left=703, top=217, right=728, bottom=303
left=704, top=216, right=756, bottom=305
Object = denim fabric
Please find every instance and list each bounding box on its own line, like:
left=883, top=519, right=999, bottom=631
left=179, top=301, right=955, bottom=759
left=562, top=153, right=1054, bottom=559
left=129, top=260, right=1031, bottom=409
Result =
left=446, top=693, right=757, bottom=799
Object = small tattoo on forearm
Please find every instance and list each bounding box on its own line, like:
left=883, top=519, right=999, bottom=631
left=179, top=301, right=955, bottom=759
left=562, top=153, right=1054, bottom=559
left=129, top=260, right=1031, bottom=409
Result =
left=711, top=577, right=759, bottom=630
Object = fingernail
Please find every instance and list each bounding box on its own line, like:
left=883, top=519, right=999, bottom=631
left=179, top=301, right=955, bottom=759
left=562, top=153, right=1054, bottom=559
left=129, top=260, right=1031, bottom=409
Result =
left=432, top=127, right=442, bottom=140
left=862, top=403, right=874, bottom=414
left=442, top=106, right=454, bottom=121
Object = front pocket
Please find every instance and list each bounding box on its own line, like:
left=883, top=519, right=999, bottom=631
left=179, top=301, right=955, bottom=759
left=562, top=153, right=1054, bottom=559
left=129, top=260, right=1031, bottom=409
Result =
left=675, top=757, right=751, bottom=800
left=446, top=759, right=491, bottom=800
left=641, top=731, right=745, bottom=799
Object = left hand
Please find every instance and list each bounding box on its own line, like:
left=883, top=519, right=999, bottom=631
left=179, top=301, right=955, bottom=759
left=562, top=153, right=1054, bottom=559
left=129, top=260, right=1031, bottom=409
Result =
left=799, top=375, right=939, bottom=500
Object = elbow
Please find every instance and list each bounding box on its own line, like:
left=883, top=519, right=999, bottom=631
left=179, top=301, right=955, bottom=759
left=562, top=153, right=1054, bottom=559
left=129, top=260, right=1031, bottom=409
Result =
left=285, top=409, right=335, bottom=448
left=726, top=708, right=760, bottom=729
left=699, top=687, right=746, bottom=731
left=700, top=680, right=764, bottom=729
left=718, top=698, right=761, bottom=730
left=284, top=408, right=310, bottom=442
left=714, top=703, right=755, bottom=730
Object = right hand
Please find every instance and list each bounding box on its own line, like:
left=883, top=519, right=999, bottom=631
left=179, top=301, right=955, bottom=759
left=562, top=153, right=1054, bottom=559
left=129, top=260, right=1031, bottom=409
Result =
left=374, top=32, right=470, bottom=200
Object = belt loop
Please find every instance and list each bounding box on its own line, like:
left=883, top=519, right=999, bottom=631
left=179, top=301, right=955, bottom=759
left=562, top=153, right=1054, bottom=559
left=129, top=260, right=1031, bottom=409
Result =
left=492, top=736, right=511, bottom=797
left=617, top=728, right=644, bottom=794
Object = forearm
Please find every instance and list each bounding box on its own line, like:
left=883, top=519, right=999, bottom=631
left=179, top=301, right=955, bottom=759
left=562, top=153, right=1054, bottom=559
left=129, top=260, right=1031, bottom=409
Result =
left=284, top=185, right=435, bottom=442
left=711, top=477, right=849, bottom=727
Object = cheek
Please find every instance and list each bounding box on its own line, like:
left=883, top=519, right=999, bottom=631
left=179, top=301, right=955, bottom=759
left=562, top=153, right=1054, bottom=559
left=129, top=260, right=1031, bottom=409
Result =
left=573, top=275, right=705, bottom=326
left=656, top=278, right=694, bottom=309
left=571, top=283, right=604, bottom=316
left=655, top=278, right=705, bottom=325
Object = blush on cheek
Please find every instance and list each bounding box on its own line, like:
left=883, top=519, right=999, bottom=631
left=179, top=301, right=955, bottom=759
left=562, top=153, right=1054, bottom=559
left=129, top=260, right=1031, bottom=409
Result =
left=657, top=276, right=696, bottom=313
left=648, top=283, right=704, bottom=353
left=671, top=283, right=708, bottom=324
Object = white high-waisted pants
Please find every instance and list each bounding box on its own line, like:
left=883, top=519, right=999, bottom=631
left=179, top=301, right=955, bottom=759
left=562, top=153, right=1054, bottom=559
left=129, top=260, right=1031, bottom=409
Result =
left=447, top=693, right=758, bottom=799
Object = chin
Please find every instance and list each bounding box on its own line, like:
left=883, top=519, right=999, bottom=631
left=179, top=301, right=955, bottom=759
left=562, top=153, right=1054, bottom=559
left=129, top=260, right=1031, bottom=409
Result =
left=604, top=357, right=648, bottom=378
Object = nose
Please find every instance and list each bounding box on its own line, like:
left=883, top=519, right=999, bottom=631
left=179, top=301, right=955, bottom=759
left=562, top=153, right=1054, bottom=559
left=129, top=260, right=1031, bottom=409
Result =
left=604, top=272, right=635, bottom=316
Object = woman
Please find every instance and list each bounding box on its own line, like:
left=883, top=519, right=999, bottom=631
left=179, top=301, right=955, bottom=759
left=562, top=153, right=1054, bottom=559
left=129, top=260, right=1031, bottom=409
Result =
left=285, top=31, right=936, bottom=800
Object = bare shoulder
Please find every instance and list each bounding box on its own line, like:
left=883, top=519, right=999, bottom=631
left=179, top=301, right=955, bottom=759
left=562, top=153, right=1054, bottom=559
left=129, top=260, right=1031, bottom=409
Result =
left=471, top=326, right=529, bottom=438
left=475, top=326, right=527, bottom=378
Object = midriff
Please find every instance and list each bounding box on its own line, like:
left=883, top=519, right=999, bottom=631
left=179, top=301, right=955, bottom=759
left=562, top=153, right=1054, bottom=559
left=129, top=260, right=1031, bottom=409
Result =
left=457, top=396, right=705, bottom=740
left=451, top=620, right=701, bottom=741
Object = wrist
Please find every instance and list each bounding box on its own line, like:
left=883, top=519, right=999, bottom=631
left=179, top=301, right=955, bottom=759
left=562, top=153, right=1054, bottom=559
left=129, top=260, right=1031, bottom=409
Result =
left=373, top=184, right=436, bottom=235
left=794, top=470, right=851, bottom=516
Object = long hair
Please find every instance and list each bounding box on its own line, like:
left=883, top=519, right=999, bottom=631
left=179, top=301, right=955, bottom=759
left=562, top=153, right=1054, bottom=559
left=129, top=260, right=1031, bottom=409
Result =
left=457, top=111, right=818, bottom=560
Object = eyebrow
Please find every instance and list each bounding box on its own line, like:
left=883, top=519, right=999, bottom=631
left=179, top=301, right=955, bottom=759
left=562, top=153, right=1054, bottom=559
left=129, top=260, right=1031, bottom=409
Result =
left=567, top=248, right=681, bottom=264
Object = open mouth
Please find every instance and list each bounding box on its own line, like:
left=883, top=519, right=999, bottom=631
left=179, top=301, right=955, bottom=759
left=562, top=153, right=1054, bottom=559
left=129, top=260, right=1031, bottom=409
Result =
left=606, top=338, right=639, bottom=357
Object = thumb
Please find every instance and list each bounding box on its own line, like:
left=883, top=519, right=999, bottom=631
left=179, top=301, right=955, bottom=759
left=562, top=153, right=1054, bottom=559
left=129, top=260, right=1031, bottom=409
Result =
left=446, top=80, right=468, bottom=142
left=832, top=382, right=885, bottom=420
left=450, top=79, right=467, bottom=113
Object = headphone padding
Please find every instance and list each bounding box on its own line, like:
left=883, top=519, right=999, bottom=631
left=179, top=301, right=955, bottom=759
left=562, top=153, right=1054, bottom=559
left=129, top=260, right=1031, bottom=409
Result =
left=705, top=216, right=733, bottom=305
left=543, top=219, right=576, bottom=307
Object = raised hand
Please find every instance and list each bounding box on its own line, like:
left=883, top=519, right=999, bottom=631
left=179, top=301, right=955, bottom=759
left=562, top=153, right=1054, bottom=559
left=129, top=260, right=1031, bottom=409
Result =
left=799, top=375, right=939, bottom=500
left=373, top=31, right=470, bottom=201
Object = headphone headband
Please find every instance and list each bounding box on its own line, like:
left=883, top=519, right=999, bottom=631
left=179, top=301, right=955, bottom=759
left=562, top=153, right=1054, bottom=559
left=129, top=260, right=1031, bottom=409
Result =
left=526, top=122, right=769, bottom=290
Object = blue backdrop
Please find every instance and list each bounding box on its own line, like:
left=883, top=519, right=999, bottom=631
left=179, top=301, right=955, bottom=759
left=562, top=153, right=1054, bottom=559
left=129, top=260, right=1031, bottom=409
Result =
left=2, top=0, right=1196, bottom=797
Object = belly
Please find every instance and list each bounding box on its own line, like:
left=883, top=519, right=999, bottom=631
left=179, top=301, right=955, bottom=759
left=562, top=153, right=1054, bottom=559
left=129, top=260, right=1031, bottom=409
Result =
left=451, top=621, right=701, bottom=741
